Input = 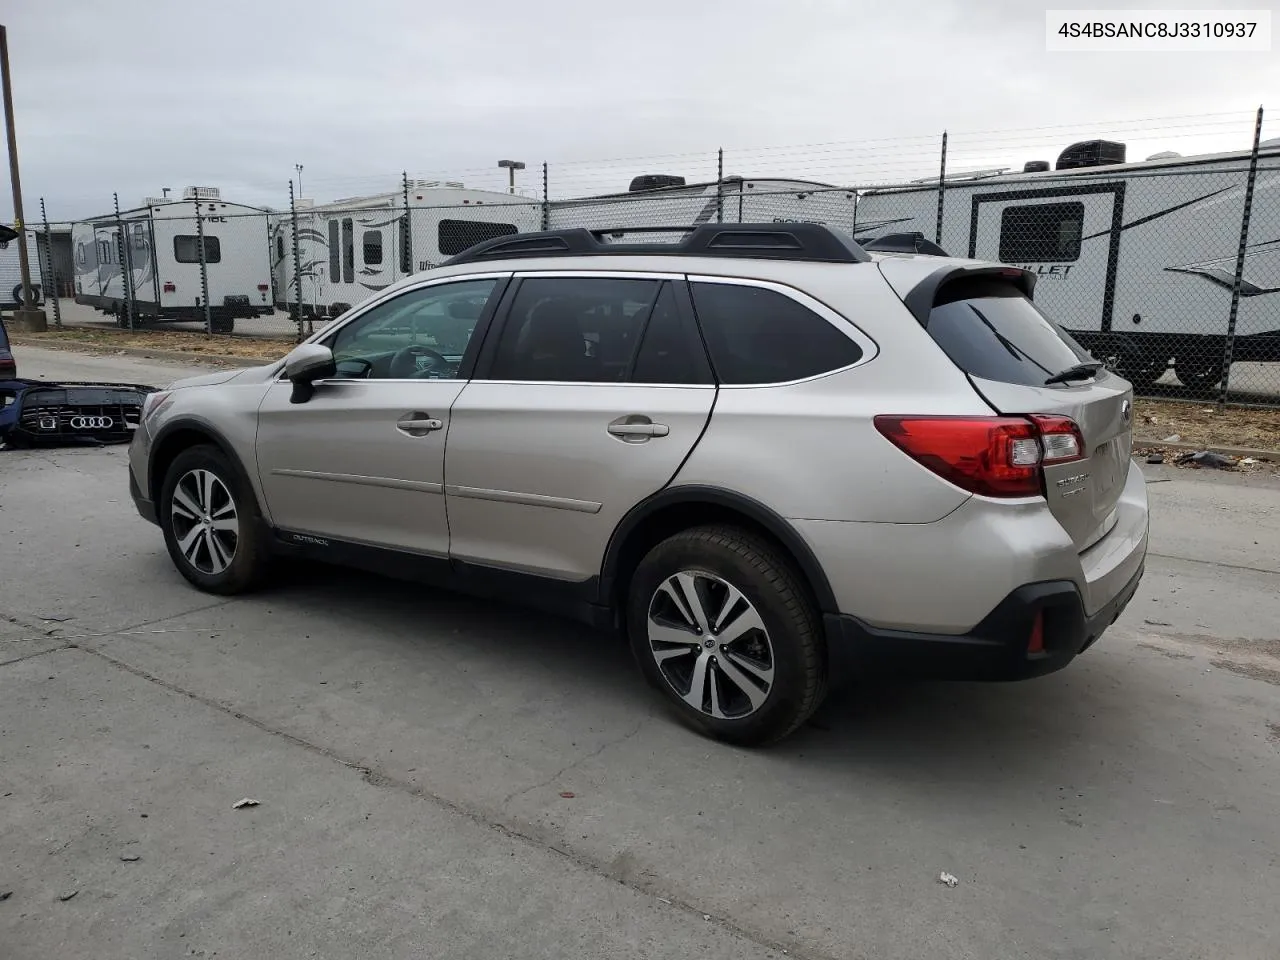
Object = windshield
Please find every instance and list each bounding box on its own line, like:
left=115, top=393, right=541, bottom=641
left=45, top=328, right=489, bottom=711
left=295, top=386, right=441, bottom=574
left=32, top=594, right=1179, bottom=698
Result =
left=925, top=282, right=1092, bottom=387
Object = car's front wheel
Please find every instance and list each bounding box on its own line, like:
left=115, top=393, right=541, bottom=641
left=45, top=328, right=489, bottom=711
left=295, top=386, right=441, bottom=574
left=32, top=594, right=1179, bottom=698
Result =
left=627, top=526, right=826, bottom=745
left=159, top=444, right=266, bottom=594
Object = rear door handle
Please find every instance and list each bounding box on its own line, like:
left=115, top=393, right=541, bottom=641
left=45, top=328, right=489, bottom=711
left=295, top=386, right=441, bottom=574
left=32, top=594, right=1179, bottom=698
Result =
left=608, top=417, right=669, bottom=440
left=398, top=413, right=444, bottom=436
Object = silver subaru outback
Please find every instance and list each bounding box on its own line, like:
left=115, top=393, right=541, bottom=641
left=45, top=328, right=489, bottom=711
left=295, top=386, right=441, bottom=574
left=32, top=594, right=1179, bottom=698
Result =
left=128, top=224, right=1148, bottom=745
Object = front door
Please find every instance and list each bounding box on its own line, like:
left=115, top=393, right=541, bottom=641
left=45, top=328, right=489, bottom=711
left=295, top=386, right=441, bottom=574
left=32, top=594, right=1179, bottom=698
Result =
left=969, top=182, right=1124, bottom=335
left=255, top=276, right=504, bottom=556
left=445, top=274, right=716, bottom=580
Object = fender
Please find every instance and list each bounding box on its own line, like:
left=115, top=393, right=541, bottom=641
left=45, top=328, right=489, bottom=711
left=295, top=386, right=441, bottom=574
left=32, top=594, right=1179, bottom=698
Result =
left=149, top=415, right=269, bottom=523
left=599, top=484, right=839, bottom=614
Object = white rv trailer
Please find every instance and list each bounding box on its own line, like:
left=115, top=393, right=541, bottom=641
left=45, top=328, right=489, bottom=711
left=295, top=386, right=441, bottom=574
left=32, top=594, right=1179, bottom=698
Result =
left=0, top=229, right=44, bottom=307
left=270, top=182, right=540, bottom=319
left=547, top=175, right=858, bottom=233
left=73, top=187, right=272, bottom=333
left=854, top=140, right=1280, bottom=390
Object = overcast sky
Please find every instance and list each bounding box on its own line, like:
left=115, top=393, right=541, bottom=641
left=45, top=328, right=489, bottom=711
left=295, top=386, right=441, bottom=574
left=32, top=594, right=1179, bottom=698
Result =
left=4, top=0, right=1278, bottom=220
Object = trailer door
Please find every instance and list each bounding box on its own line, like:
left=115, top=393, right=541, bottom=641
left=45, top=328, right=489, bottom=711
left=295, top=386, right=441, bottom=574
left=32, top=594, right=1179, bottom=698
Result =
left=968, top=182, right=1124, bottom=336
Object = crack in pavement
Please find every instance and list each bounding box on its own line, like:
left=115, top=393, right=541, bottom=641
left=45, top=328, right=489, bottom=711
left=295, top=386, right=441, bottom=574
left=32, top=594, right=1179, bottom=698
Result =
left=0, top=643, right=74, bottom=668
left=0, top=597, right=238, bottom=645
left=500, top=712, right=652, bottom=807
left=67, top=641, right=824, bottom=960
left=1148, top=552, right=1280, bottom=578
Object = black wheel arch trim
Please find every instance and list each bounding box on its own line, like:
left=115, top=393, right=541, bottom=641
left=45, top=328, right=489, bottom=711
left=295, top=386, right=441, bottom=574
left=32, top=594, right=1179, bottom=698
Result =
left=599, top=484, right=839, bottom=614
left=148, top=416, right=266, bottom=521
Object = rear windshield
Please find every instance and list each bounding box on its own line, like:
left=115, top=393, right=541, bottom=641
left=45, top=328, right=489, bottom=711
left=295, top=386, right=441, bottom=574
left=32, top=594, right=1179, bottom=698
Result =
left=925, top=281, right=1091, bottom=387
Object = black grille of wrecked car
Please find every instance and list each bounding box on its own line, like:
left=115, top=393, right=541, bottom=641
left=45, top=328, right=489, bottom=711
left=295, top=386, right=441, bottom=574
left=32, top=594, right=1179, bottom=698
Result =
left=18, top=390, right=143, bottom=442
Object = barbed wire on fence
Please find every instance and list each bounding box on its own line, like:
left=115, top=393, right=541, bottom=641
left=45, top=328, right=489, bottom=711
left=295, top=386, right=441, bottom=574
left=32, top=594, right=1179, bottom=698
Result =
left=28, top=107, right=1280, bottom=408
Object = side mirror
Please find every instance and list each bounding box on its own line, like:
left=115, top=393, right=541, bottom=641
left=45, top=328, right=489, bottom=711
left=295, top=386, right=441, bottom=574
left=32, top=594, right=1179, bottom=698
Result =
left=283, top=343, right=335, bottom=404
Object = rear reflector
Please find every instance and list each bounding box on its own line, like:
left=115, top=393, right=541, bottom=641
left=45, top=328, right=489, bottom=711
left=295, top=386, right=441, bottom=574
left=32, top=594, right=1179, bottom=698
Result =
left=1027, top=610, right=1046, bottom=655
left=873, top=414, right=1086, bottom=498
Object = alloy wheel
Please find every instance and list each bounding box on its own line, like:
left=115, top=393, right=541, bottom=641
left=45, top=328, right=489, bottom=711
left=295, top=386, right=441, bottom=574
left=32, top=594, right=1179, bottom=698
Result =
left=170, top=468, right=239, bottom=575
left=646, top=570, right=776, bottom=720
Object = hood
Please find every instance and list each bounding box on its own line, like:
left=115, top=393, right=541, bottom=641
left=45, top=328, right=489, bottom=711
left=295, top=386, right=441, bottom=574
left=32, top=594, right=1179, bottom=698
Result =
left=167, top=361, right=283, bottom=391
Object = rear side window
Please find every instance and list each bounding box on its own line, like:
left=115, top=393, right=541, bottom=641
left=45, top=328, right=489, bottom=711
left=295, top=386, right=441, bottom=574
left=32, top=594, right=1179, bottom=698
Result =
left=690, top=282, right=863, bottom=384
left=490, top=276, right=659, bottom=383
left=173, top=236, right=221, bottom=264
left=926, top=282, right=1090, bottom=387
left=999, top=202, right=1083, bottom=263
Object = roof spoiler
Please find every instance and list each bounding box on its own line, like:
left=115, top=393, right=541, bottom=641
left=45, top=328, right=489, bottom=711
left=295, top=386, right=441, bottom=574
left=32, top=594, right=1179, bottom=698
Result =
left=900, top=265, right=1037, bottom=325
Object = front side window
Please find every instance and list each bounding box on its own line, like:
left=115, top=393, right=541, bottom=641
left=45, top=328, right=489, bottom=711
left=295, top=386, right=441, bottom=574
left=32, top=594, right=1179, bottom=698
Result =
left=438, top=219, right=518, bottom=256
left=363, top=229, right=383, bottom=265
left=998, top=202, right=1084, bottom=263
left=327, top=278, right=499, bottom=380
left=690, top=282, right=863, bottom=384
left=173, top=235, right=222, bottom=264
left=489, top=277, right=662, bottom=383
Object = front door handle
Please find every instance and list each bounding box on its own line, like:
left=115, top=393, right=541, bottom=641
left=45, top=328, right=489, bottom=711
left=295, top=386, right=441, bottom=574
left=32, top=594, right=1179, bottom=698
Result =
left=608, top=416, right=669, bottom=441
left=398, top=413, right=444, bottom=437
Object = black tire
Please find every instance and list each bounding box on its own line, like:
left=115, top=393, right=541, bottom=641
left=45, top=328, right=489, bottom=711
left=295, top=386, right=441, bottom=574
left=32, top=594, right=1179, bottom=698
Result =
left=12, top=283, right=40, bottom=306
left=159, top=444, right=268, bottom=595
left=1176, top=363, right=1224, bottom=394
left=1108, top=342, right=1165, bottom=393
left=626, top=525, right=826, bottom=745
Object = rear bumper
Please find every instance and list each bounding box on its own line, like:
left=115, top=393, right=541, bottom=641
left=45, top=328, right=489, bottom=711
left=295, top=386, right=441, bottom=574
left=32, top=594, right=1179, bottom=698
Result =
left=825, top=561, right=1144, bottom=684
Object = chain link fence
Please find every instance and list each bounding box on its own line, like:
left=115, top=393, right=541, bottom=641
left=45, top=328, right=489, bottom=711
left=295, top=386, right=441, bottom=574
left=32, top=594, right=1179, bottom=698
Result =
left=33, top=109, right=1280, bottom=407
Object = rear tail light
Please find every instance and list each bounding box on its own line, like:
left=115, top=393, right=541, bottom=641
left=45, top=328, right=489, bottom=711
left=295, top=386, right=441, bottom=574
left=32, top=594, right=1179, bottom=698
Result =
left=873, top=414, right=1086, bottom=498
left=257, top=283, right=269, bottom=291
left=163, top=282, right=176, bottom=293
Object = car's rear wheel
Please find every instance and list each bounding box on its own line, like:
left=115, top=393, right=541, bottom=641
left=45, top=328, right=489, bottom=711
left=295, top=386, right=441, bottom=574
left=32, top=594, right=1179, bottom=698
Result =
left=160, top=444, right=266, bottom=594
left=627, top=526, right=825, bottom=745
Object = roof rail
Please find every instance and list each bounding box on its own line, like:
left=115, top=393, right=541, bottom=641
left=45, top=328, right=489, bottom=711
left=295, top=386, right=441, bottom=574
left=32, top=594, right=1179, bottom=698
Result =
left=861, top=232, right=950, bottom=256
left=441, top=223, right=872, bottom=267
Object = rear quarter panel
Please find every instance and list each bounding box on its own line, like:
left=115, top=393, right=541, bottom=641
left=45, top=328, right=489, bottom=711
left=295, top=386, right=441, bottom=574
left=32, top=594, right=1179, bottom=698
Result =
left=673, top=263, right=992, bottom=523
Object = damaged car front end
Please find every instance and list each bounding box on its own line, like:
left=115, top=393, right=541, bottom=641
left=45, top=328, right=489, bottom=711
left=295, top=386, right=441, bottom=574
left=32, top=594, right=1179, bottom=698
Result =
left=0, top=379, right=158, bottom=448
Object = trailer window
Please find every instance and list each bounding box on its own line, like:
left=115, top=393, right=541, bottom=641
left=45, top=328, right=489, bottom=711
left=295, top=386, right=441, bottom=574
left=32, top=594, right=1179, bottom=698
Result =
left=328, top=220, right=340, bottom=282
left=998, top=202, right=1083, bottom=263
left=342, top=218, right=354, bottom=284
left=363, top=230, right=383, bottom=266
left=173, top=236, right=222, bottom=264
left=438, top=219, right=518, bottom=256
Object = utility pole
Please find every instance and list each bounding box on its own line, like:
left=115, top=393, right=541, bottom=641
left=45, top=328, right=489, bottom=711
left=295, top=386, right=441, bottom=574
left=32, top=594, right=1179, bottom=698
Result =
left=0, top=24, right=45, bottom=330
left=295, top=163, right=304, bottom=199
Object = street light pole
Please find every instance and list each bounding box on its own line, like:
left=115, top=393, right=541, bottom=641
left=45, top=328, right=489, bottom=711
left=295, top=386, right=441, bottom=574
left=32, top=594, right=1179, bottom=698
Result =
left=295, top=164, right=304, bottom=199
left=0, top=23, right=45, bottom=330
left=497, top=159, right=525, bottom=195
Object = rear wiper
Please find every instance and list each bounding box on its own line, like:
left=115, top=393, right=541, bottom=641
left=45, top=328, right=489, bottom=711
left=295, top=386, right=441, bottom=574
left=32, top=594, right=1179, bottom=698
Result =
left=1044, top=361, right=1104, bottom=386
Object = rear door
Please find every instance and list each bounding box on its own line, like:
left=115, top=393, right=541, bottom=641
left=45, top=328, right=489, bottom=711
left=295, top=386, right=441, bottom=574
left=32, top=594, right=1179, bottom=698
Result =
left=923, top=276, right=1132, bottom=551
left=443, top=273, right=716, bottom=580
left=969, top=184, right=1123, bottom=335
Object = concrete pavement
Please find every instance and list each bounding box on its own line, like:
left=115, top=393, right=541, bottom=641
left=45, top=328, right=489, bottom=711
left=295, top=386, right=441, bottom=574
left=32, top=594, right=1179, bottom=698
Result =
left=2, top=345, right=1279, bottom=960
